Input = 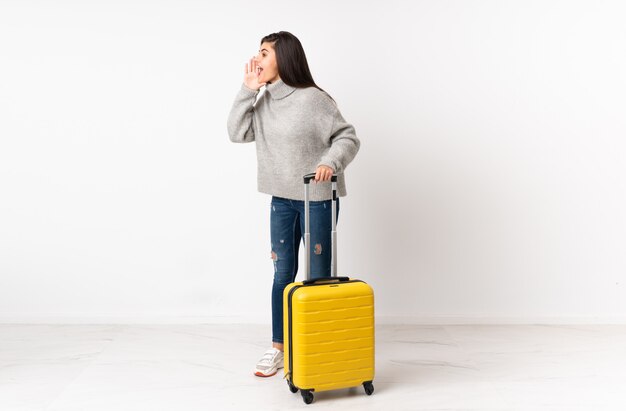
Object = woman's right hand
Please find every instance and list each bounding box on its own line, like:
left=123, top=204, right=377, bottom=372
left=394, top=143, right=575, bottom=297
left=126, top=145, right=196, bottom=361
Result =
left=244, top=57, right=266, bottom=90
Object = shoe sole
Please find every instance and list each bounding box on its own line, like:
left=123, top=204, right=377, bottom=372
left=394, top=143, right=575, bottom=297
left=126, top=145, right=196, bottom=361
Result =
left=253, top=361, right=284, bottom=378
left=254, top=370, right=277, bottom=377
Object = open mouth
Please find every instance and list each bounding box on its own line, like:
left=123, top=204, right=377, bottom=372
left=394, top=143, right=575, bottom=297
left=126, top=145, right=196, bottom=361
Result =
left=257, top=67, right=263, bottom=76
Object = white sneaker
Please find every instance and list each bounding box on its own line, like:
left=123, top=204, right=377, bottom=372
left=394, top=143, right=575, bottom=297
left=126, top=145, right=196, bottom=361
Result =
left=254, top=347, right=284, bottom=377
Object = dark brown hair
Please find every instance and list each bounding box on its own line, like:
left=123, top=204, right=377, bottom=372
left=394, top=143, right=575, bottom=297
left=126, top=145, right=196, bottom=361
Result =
left=260, top=31, right=336, bottom=104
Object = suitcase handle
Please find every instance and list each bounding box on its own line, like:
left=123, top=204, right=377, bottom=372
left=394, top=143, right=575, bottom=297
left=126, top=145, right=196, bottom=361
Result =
left=302, top=276, right=350, bottom=285
left=303, top=173, right=338, bottom=184
left=303, top=172, right=338, bottom=280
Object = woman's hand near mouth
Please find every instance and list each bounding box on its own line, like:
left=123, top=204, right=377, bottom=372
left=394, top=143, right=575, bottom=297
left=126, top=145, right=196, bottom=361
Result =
left=244, top=57, right=267, bottom=91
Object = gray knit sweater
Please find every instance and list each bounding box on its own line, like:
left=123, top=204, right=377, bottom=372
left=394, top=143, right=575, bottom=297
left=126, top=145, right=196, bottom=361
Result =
left=226, top=78, right=360, bottom=201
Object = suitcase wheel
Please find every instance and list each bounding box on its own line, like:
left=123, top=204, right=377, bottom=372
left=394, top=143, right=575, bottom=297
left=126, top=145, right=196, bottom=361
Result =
left=363, top=381, right=374, bottom=395
left=301, top=389, right=314, bottom=404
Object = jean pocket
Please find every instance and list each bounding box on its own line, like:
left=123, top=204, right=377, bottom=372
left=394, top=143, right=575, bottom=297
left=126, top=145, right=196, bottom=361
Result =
left=271, top=196, right=289, bottom=205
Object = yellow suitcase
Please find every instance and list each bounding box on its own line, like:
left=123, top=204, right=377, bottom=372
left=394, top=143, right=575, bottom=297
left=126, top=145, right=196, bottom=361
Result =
left=283, top=174, right=375, bottom=404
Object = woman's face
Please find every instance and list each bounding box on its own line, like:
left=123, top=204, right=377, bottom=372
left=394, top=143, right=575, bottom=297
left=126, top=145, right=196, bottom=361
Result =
left=255, top=42, right=280, bottom=84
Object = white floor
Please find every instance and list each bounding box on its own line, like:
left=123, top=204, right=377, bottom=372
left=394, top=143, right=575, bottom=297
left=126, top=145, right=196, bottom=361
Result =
left=1, top=324, right=625, bottom=411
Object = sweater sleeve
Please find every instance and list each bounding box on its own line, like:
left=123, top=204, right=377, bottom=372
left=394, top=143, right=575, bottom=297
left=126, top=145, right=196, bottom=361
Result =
left=317, top=105, right=361, bottom=174
left=227, top=83, right=259, bottom=143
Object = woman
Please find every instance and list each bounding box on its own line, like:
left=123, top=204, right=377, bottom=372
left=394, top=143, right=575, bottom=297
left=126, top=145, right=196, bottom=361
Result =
left=226, top=31, right=360, bottom=377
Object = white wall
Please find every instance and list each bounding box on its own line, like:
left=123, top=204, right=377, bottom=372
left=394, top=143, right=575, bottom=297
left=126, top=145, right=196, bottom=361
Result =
left=1, top=0, right=625, bottom=324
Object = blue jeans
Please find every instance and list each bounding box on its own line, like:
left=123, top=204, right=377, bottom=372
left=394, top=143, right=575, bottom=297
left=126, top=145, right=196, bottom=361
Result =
left=270, top=195, right=340, bottom=343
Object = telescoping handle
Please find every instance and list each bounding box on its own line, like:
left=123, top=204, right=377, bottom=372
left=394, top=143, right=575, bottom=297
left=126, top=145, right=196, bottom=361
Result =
left=303, top=173, right=338, bottom=281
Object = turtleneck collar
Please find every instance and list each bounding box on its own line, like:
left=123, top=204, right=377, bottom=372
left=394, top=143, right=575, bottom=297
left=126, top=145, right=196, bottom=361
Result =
left=265, top=77, right=297, bottom=100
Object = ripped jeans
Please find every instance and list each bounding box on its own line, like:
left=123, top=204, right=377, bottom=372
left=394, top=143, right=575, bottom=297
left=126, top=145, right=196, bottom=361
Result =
left=269, top=195, right=340, bottom=344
